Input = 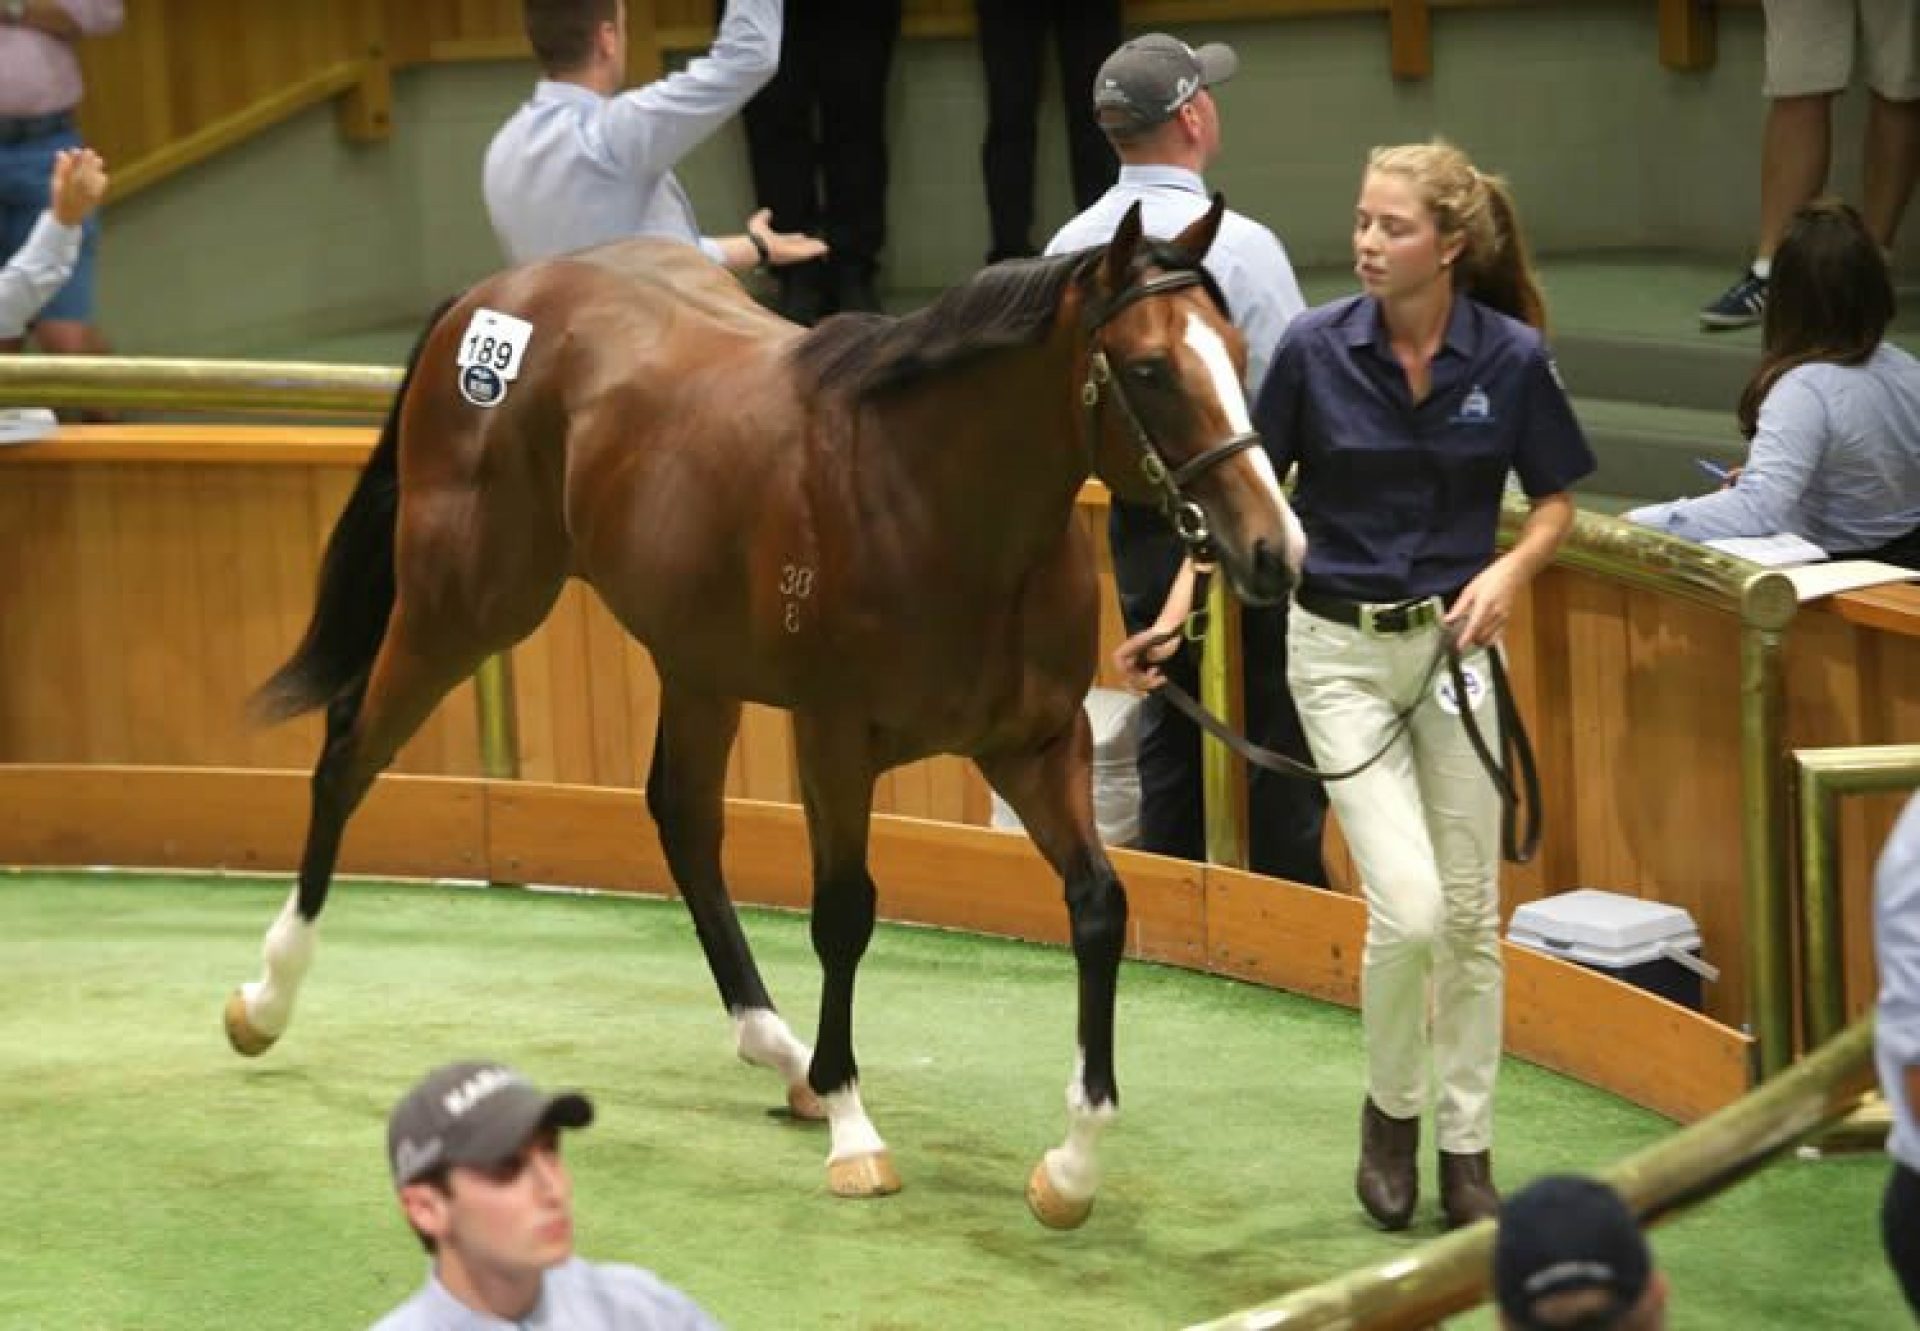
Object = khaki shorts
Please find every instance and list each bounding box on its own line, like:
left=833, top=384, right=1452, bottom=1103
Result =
left=1763, top=0, right=1919, bottom=100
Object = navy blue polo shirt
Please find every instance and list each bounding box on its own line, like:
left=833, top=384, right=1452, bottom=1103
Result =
left=1254, top=294, right=1594, bottom=602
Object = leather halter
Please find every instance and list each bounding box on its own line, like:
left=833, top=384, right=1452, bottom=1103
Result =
left=1080, top=269, right=1262, bottom=560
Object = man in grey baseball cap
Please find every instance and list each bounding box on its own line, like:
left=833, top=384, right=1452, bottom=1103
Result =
left=1049, top=32, right=1324, bottom=898
left=373, top=1060, right=719, bottom=1330
left=1093, top=33, right=1239, bottom=138
left=386, top=1059, right=594, bottom=1186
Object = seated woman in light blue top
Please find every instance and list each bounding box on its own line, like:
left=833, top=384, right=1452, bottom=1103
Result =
left=1626, top=201, right=1920, bottom=568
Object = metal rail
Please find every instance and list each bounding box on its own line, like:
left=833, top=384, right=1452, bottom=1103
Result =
left=1184, top=1016, right=1876, bottom=1331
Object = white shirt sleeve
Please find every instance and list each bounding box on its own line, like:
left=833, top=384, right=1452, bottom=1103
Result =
left=1221, top=227, right=1307, bottom=401
left=0, top=212, right=81, bottom=339
left=599, top=0, right=781, bottom=177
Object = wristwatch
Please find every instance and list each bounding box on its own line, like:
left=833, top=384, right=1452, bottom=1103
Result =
left=1, top=1, right=26, bottom=25
left=747, top=227, right=772, bottom=273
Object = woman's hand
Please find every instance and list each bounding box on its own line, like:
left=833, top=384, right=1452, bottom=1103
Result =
left=1444, top=559, right=1520, bottom=651
left=1113, top=625, right=1182, bottom=693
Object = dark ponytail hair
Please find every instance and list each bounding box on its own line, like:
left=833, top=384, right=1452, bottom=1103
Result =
left=1736, top=199, right=1893, bottom=438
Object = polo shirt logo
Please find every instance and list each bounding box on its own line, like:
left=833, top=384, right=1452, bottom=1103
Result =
left=1452, top=385, right=1494, bottom=425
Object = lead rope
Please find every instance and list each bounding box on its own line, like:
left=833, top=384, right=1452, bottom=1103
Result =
left=1129, top=569, right=1542, bottom=863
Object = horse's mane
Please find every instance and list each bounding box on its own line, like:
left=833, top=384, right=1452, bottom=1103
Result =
left=788, top=249, right=1102, bottom=399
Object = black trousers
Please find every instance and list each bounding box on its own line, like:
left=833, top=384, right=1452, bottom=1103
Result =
left=1885, top=1161, right=1920, bottom=1321
left=1110, top=501, right=1329, bottom=886
left=733, top=0, right=901, bottom=272
left=974, top=0, right=1122, bottom=262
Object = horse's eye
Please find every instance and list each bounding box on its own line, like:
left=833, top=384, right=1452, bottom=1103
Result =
left=1127, top=360, right=1167, bottom=384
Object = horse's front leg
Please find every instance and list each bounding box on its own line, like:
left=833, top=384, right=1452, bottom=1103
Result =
left=979, top=711, right=1126, bottom=1230
left=794, top=716, right=899, bottom=1198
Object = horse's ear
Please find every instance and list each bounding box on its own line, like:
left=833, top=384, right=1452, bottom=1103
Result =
left=1170, top=193, right=1227, bottom=264
left=1102, top=202, right=1145, bottom=293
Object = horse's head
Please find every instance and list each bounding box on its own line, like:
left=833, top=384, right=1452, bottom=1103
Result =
left=1078, top=198, right=1305, bottom=607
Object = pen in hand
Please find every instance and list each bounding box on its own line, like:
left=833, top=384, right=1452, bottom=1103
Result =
left=1695, top=459, right=1731, bottom=484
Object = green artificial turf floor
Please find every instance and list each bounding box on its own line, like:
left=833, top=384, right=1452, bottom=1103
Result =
left=0, top=871, right=1901, bottom=1329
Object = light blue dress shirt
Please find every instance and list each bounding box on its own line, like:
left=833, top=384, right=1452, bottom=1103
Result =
left=481, top=0, right=780, bottom=266
left=1625, top=343, right=1920, bottom=555
left=1044, top=164, right=1306, bottom=398
left=0, top=211, right=79, bottom=338
left=1878, top=793, right=1920, bottom=1175
left=369, top=1258, right=720, bottom=1331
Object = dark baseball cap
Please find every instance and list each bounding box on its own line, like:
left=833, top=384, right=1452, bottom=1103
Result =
left=387, top=1060, right=594, bottom=1186
left=1093, top=34, right=1238, bottom=135
left=1493, top=1176, right=1652, bottom=1330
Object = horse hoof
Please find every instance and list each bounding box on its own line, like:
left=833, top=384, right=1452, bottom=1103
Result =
left=827, top=1151, right=902, bottom=1198
left=223, top=990, right=278, bottom=1058
left=787, top=1083, right=827, bottom=1122
left=1026, top=1161, right=1094, bottom=1230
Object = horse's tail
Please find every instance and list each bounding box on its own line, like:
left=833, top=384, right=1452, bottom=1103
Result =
left=250, top=294, right=461, bottom=725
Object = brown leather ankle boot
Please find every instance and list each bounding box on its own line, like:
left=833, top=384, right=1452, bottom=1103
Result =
left=1439, top=1150, right=1499, bottom=1228
left=1355, top=1098, right=1419, bottom=1230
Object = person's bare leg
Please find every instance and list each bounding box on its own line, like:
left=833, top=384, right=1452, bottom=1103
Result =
left=1863, top=92, right=1920, bottom=251
left=32, top=320, right=114, bottom=422
left=30, top=319, right=106, bottom=357
left=1757, top=93, right=1836, bottom=260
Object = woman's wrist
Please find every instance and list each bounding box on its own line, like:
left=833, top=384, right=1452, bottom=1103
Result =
left=747, top=227, right=771, bottom=272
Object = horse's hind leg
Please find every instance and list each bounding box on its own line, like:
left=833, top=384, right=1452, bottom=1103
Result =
left=978, top=712, right=1126, bottom=1230
left=227, top=602, right=553, bottom=1055
left=648, top=688, right=821, bottom=1120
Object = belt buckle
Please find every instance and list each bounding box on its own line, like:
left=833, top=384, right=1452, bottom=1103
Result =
left=1363, top=598, right=1437, bottom=636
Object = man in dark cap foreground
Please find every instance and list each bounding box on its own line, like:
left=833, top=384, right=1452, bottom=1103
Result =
left=1493, top=1175, right=1667, bottom=1331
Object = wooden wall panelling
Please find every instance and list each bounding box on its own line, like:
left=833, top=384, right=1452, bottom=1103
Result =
left=1619, top=588, right=1745, bottom=1023
left=1387, top=0, right=1431, bottom=80
left=1503, top=943, right=1751, bottom=1123
left=0, top=471, right=81, bottom=758
left=1561, top=575, right=1640, bottom=892
left=1504, top=567, right=1580, bottom=905
left=1656, top=0, right=1715, bottom=72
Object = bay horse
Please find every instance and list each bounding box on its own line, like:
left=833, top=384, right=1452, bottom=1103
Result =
left=224, top=197, right=1304, bottom=1227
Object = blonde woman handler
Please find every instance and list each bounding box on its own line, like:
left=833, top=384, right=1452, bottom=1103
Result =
left=1119, top=143, right=1594, bottom=1230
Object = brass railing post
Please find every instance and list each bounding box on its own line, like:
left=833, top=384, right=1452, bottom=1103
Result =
left=1200, top=570, right=1249, bottom=869
left=1737, top=571, right=1800, bottom=1078
left=1792, top=745, right=1920, bottom=1046
left=474, top=654, right=521, bottom=781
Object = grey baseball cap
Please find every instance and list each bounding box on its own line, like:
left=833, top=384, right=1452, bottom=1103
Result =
left=1093, top=34, right=1239, bottom=134
left=387, top=1060, right=594, bottom=1186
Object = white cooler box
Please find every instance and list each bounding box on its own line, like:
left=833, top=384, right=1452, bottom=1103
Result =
left=1508, top=889, right=1717, bottom=1011
left=991, top=687, right=1141, bottom=848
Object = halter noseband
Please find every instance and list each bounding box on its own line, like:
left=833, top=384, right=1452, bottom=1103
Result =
left=1080, top=269, right=1263, bottom=560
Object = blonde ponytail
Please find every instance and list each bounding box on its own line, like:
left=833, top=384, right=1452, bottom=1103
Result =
left=1366, top=142, right=1547, bottom=333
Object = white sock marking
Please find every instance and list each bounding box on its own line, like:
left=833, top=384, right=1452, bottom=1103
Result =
left=822, top=1083, right=888, bottom=1163
left=242, top=889, right=317, bottom=1036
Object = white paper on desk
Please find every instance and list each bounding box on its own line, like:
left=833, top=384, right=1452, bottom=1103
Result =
left=1704, top=533, right=1830, bottom=567
left=0, top=407, right=56, bottom=445
left=1780, top=560, right=1919, bottom=603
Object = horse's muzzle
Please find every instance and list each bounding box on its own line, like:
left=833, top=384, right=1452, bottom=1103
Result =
left=1230, top=537, right=1298, bottom=608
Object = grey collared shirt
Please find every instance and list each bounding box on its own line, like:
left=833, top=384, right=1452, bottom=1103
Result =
left=369, top=1258, right=720, bottom=1331
left=481, top=0, right=780, bottom=266
left=1880, top=794, right=1920, bottom=1175
left=1625, top=343, right=1920, bottom=555
left=0, top=211, right=79, bottom=338
left=1043, top=163, right=1306, bottom=399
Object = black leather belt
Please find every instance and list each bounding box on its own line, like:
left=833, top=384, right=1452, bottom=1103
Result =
left=1295, top=587, right=1458, bottom=636
left=0, top=111, right=75, bottom=146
